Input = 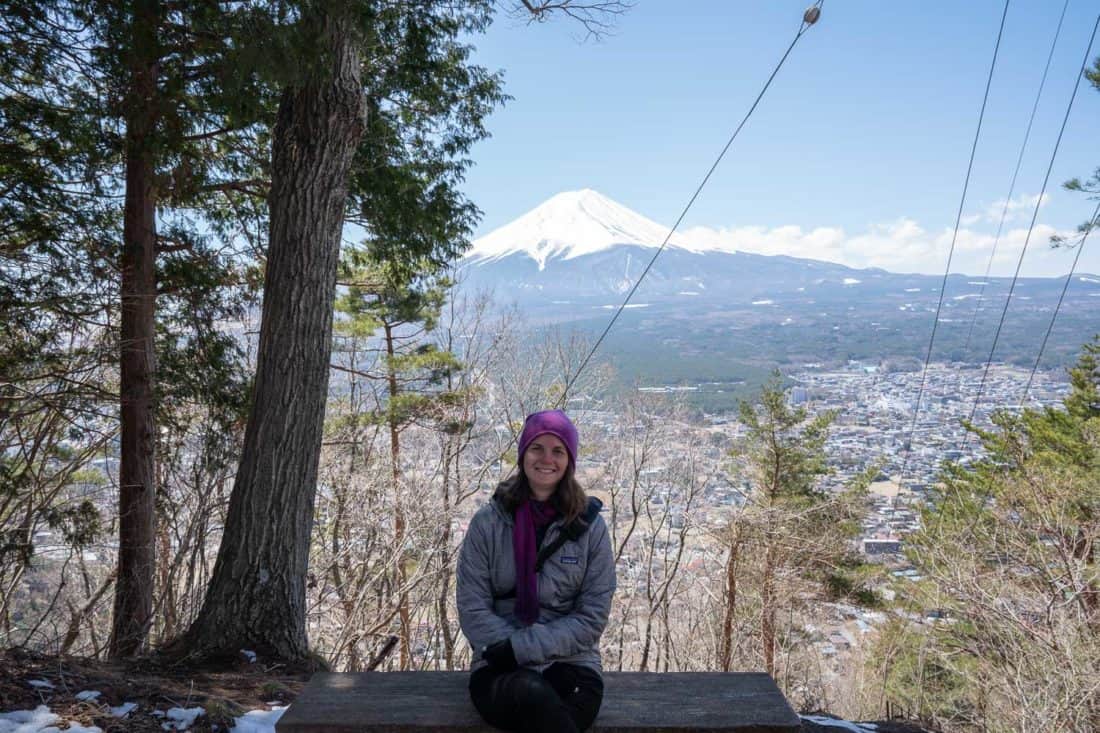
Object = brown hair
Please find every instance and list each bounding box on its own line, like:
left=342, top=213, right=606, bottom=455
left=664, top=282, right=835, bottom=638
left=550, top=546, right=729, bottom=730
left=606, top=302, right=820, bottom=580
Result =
left=495, top=463, right=588, bottom=523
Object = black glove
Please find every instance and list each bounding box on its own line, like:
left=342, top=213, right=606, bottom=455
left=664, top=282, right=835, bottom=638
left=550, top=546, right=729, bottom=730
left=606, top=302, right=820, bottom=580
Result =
left=482, top=639, right=518, bottom=672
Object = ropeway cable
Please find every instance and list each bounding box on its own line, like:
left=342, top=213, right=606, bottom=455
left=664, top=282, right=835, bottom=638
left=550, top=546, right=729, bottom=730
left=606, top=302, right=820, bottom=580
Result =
left=556, top=2, right=825, bottom=406
left=960, top=0, right=1069, bottom=365
left=967, top=12, right=1100, bottom=424
left=897, top=0, right=1010, bottom=489
left=1019, top=199, right=1100, bottom=404
left=456, top=4, right=827, bottom=497
left=942, top=0, right=1066, bottom=455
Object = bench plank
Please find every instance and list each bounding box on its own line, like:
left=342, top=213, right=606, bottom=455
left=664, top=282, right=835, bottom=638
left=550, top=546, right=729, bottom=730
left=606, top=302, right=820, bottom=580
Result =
left=276, top=671, right=802, bottom=732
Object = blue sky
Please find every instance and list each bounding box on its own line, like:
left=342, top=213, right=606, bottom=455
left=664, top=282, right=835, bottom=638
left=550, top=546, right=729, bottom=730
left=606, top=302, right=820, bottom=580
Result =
left=461, top=1, right=1100, bottom=276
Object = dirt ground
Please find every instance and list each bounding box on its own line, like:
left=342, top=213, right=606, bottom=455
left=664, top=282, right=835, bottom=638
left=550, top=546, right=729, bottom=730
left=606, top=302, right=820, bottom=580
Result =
left=0, top=648, right=310, bottom=732
left=1, top=648, right=937, bottom=733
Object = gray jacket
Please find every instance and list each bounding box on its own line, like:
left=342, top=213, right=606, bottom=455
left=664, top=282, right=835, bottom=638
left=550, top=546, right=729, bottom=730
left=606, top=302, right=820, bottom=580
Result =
left=456, top=494, right=616, bottom=672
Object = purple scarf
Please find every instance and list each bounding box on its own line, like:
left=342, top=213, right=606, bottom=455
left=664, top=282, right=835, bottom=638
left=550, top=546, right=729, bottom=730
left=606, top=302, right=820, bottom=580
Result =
left=513, top=498, right=559, bottom=625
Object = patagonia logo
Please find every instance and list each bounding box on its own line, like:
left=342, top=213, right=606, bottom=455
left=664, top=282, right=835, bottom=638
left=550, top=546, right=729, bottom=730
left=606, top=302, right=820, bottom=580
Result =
left=560, top=556, right=579, bottom=565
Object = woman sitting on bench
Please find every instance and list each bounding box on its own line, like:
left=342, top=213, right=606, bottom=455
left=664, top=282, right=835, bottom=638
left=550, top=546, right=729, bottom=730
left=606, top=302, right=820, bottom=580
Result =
left=457, top=410, right=616, bottom=733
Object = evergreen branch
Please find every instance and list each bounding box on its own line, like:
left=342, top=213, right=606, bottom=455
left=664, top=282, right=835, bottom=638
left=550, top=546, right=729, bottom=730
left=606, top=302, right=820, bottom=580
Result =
left=195, top=179, right=269, bottom=198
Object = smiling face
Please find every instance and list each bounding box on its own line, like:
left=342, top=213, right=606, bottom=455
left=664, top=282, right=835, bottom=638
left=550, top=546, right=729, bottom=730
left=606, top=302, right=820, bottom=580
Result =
left=522, top=433, right=570, bottom=500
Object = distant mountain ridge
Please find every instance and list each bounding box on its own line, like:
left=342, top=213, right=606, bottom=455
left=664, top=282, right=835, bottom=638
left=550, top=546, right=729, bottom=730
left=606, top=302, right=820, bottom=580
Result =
left=457, top=190, right=1100, bottom=399
left=460, top=189, right=1096, bottom=309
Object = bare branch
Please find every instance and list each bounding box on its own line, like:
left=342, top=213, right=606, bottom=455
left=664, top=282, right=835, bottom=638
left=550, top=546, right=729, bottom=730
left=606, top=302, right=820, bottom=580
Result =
left=511, top=0, right=633, bottom=40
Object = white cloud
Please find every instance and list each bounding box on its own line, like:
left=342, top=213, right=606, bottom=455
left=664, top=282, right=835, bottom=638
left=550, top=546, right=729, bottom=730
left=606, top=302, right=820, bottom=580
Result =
left=679, top=216, right=1085, bottom=277
left=967, top=192, right=1050, bottom=226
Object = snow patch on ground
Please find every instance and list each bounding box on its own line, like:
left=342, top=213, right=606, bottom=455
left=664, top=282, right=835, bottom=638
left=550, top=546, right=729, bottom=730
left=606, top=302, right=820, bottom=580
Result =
left=158, top=707, right=205, bottom=731
left=26, top=681, right=54, bottom=690
left=109, top=703, right=137, bottom=718
left=751, top=299, right=774, bottom=305
left=843, top=278, right=861, bottom=285
left=1080, top=276, right=1100, bottom=283
left=230, top=706, right=288, bottom=733
left=240, top=650, right=257, bottom=664
left=0, top=706, right=59, bottom=733
left=0, top=704, right=289, bottom=733
left=0, top=706, right=104, bottom=733
left=74, top=692, right=100, bottom=702
left=904, top=288, right=920, bottom=292
left=801, top=715, right=878, bottom=731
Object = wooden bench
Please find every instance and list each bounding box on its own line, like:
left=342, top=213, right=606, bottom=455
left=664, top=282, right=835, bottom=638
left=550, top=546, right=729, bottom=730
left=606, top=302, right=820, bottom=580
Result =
left=276, top=671, right=802, bottom=732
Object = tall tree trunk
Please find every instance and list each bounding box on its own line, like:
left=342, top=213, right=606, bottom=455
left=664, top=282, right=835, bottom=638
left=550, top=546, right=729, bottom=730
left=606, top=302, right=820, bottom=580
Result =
left=639, top=603, right=654, bottom=672
left=157, top=522, right=176, bottom=639
left=615, top=606, right=625, bottom=671
left=329, top=478, right=363, bottom=671
left=660, top=598, right=671, bottom=672
left=436, top=446, right=452, bottom=669
left=761, top=541, right=777, bottom=676
left=720, top=527, right=741, bottom=671
left=110, top=0, right=160, bottom=657
left=178, top=8, right=364, bottom=661
left=383, top=322, right=411, bottom=668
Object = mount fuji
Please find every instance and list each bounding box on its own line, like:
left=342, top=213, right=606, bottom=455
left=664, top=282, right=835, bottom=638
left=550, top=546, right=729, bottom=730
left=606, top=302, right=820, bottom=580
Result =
left=460, top=189, right=957, bottom=309
left=466, top=189, right=701, bottom=268
left=456, top=190, right=1099, bottom=391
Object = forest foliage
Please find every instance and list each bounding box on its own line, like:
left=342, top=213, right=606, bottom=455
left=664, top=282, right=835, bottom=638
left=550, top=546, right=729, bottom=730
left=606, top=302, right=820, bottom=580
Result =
left=872, top=337, right=1100, bottom=732
left=1, top=2, right=1099, bottom=731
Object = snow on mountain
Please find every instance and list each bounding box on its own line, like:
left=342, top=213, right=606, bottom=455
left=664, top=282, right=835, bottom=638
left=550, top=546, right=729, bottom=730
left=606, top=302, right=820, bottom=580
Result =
left=459, top=189, right=1100, bottom=320
left=466, top=189, right=699, bottom=269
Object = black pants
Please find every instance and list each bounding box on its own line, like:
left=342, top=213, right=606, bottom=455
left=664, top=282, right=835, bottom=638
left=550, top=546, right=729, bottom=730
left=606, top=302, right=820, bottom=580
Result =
left=469, top=662, right=604, bottom=733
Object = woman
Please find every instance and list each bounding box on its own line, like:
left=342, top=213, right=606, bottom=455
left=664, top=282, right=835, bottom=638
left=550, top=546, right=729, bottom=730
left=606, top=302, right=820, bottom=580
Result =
left=457, top=409, right=615, bottom=733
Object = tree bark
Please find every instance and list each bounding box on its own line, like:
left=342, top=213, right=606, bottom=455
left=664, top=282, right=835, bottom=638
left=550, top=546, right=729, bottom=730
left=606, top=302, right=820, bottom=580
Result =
left=110, top=0, right=160, bottom=658
left=178, top=8, right=364, bottom=661
left=157, top=521, right=177, bottom=639
left=719, top=527, right=741, bottom=671
left=63, top=570, right=116, bottom=655
left=383, top=322, right=411, bottom=668
left=761, top=541, right=777, bottom=676
left=437, top=441, right=456, bottom=670
left=329, top=477, right=363, bottom=670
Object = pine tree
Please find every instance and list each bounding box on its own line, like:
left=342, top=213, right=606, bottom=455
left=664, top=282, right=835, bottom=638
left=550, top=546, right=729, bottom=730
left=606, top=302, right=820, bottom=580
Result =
left=0, top=4, right=119, bottom=637
left=722, top=375, right=868, bottom=675
left=1, top=0, right=271, bottom=655
left=877, top=337, right=1100, bottom=730
left=338, top=255, right=469, bottom=667
left=181, top=0, right=502, bottom=661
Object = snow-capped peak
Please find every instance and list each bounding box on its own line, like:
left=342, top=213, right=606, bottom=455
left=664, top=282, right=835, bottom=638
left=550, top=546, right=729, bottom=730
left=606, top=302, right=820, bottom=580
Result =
left=466, top=189, right=696, bottom=269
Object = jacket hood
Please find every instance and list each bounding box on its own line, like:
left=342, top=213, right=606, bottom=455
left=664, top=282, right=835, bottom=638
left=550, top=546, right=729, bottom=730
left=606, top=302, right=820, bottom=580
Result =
left=489, top=486, right=514, bottom=526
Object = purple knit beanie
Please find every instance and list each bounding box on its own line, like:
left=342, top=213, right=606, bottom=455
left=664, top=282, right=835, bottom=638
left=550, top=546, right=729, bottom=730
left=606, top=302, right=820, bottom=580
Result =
left=518, top=410, right=579, bottom=468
